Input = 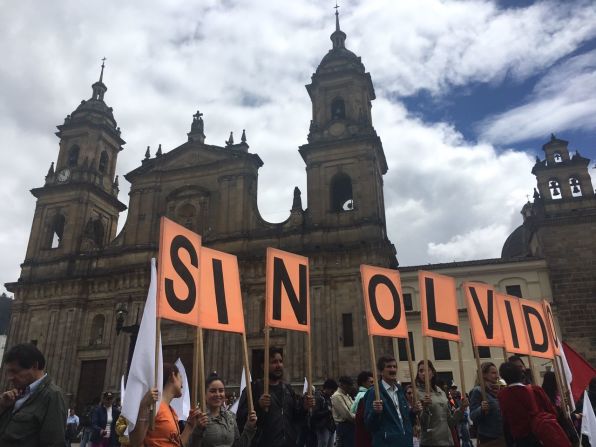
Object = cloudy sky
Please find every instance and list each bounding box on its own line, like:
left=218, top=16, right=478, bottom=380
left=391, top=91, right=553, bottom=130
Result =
left=2, top=0, right=596, bottom=295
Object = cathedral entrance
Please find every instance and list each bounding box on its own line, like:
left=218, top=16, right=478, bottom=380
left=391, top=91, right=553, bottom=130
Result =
left=75, top=359, right=107, bottom=414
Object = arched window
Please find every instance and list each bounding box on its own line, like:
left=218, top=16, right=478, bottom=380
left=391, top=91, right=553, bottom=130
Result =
left=98, top=151, right=109, bottom=174
left=331, top=173, right=354, bottom=212
left=84, top=218, right=105, bottom=248
left=549, top=179, right=562, bottom=200
left=89, top=314, right=105, bottom=346
left=49, top=214, right=66, bottom=248
left=553, top=152, right=562, bottom=163
left=68, top=145, right=80, bottom=167
left=569, top=177, right=582, bottom=197
left=331, top=97, right=346, bottom=120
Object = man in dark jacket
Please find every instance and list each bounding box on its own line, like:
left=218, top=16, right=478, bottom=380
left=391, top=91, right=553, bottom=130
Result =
left=237, top=347, right=314, bottom=447
left=90, top=391, right=120, bottom=447
left=364, top=355, right=415, bottom=447
left=0, top=343, right=67, bottom=447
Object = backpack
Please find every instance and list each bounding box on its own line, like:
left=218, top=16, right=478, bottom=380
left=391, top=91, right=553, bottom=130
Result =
left=527, top=386, right=571, bottom=447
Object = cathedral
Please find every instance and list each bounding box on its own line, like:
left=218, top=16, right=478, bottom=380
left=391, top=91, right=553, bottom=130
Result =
left=4, top=11, right=596, bottom=411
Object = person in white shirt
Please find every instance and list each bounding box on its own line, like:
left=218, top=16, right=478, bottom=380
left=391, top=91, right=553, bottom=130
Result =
left=331, top=376, right=355, bottom=447
left=66, top=408, right=80, bottom=445
left=90, top=391, right=120, bottom=447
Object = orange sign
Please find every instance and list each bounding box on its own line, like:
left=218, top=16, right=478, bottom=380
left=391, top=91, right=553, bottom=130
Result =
left=496, top=293, right=530, bottom=355
left=157, top=217, right=201, bottom=326
left=463, top=282, right=504, bottom=347
left=265, top=248, right=310, bottom=333
left=419, top=271, right=460, bottom=341
left=542, top=300, right=562, bottom=356
left=520, top=299, right=554, bottom=359
left=360, top=265, right=408, bottom=338
left=198, top=247, right=245, bottom=334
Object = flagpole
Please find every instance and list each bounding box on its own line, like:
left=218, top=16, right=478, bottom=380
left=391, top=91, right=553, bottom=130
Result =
left=368, top=335, right=380, bottom=401
left=422, top=336, right=430, bottom=394
left=150, top=317, right=161, bottom=429
left=405, top=335, right=418, bottom=403
left=241, top=331, right=254, bottom=413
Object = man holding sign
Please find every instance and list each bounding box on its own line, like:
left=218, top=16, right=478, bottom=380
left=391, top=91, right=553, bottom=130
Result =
left=364, top=355, right=415, bottom=447
left=236, top=348, right=313, bottom=447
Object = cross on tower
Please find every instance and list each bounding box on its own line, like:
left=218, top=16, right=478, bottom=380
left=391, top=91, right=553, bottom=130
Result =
left=193, top=110, right=203, bottom=120
left=334, top=1, right=340, bottom=13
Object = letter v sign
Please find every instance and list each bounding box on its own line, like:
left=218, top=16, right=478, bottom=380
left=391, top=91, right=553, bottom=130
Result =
left=463, top=282, right=504, bottom=347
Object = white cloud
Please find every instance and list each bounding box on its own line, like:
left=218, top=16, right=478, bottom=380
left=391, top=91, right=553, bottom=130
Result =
left=0, top=0, right=593, bottom=293
left=479, top=50, right=596, bottom=144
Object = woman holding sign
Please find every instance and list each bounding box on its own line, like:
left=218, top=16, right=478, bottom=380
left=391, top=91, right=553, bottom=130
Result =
left=469, top=362, right=505, bottom=446
left=416, top=360, right=467, bottom=446
left=189, top=374, right=257, bottom=447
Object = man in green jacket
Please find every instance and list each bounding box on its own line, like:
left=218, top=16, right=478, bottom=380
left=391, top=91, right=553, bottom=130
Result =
left=0, top=343, right=67, bottom=447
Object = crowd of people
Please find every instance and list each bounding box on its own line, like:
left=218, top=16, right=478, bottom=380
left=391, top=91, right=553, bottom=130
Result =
left=0, top=343, right=594, bottom=447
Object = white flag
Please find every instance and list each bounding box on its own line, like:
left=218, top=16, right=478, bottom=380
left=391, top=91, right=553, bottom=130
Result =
left=230, top=367, right=251, bottom=414
left=171, top=358, right=191, bottom=420
left=559, top=341, right=575, bottom=411
left=303, top=377, right=309, bottom=395
left=121, top=258, right=163, bottom=431
left=581, top=390, right=596, bottom=444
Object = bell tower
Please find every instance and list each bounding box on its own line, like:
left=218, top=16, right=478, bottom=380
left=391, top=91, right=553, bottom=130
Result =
left=299, top=8, right=389, bottom=244
left=22, top=60, right=126, bottom=277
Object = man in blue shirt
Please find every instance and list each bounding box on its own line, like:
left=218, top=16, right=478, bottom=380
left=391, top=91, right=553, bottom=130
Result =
left=364, top=355, right=416, bottom=447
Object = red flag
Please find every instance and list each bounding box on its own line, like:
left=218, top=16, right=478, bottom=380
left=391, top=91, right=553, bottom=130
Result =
left=563, top=341, right=596, bottom=402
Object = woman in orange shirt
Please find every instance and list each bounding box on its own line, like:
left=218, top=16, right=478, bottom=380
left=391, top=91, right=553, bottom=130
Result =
left=130, top=363, right=200, bottom=447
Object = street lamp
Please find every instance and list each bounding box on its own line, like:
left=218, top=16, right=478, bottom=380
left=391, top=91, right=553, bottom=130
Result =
left=115, top=301, right=140, bottom=382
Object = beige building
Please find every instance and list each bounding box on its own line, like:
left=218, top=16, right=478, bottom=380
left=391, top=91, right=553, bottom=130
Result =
left=4, top=12, right=595, bottom=412
left=396, top=258, right=554, bottom=389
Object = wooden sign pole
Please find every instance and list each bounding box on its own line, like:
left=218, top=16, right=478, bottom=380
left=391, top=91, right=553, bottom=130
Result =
left=241, top=332, right=254, bottom=412
left=470, top=329, right=486, bottom=401
left=192, top=328, right=200, bottom=407
left=392, top=338, right=399, bottom=367
left=150, top=317, right=161, bottom=429
left=306, top=331, right=313, bottom=398
left=527, top=355, right=538, bottom=385
left=404, top=335, right=418, bottom=403
left=368, top=335, right=380, bottom=401
left=263, top=326, right=271, bottom=399
left=502, top=347, right=508, bottom=363
left=422, top=336, right=430, bottom=394
left=197, top=328, right=206, bottom=411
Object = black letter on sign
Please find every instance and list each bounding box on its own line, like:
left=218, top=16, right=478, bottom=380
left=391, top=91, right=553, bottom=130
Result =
left=272, top=257, right=307, bottom=325
left=469, top=287, right=494, bottom=339
left=522, top=306, right=549, bottom=354
left=212, top=258, right=229, bottom=324
left=165, top=235, right=198, bottom=314
left=545, top=305, right=560, bottom=351
left=504, top=300, right=519, bottom=349
left=425, top=278, right=458, bottom=335
left=368, top=274, right=401, bottom=330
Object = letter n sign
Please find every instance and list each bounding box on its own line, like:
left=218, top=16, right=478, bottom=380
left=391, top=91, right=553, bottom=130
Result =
left=265, top=247, right=310, bottom=333
left=360, top=265, right=408, bottom=338
left=157, top=217, right=201, bottom=326
left=418, top=271, right=460, bottom=342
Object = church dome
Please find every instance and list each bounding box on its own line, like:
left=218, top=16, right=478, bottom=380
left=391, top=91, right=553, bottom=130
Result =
left=501, top=224, right=533, bottom=259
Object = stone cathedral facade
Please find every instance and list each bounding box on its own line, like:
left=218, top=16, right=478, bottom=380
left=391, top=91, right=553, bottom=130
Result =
left=4, top=14, right=596, bottom=411
left=5, top=16, right=396, bottom=409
